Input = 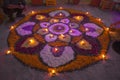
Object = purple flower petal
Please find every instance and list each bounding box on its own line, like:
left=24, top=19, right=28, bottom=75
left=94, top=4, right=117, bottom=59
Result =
left=69, top=29, right=82, bottom=36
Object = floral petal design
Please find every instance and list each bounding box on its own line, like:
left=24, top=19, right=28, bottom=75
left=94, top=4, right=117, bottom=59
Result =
left=58, top=34, right=71, bottom=42
left=71, top=36, right=101, bottom=56
left=73, top=16, right=84, bottom=22
left=69, top=22, right=79, bottom=28
left=15, top=36, right=45, bottom=54
left=50, top=18, right=59, bottom=23
left=49, top=10, right=70, bottom=17
left=45, top=34, right=57, bottom=42
left=60, top=18, right=70, bottom=24
left=21, top=37, right=39, bottom=48
left=76, top=39, right=92, bottom=50
left=40, top=22, right=50, bottom=28
left=16, top=22, right=35, bottom=36
left=37, top=28, right=49, bottom=35
left=40, top=45, right=75, bottom=67
left=49, top=23, right=69, bottom=35
left=36, top=15, right=46, bottom=20
left=51, top=46, right=65, bottom=57
left=69, top=29, right=82, bottom=36
left=84, top=23, right=103, bottom=37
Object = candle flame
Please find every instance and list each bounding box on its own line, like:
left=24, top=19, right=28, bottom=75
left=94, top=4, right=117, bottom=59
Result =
left=106, top=28, right=109, bottom=31
left=29, top=39, right=35, bottom=44
left=6, top=50, right=11, bottom=54
left=59, top=7, right=63, bottom=9
left=10, top=26, right=14, bottom=30
left=85, top=12, right=89, bottom=14
left=80, top=40, right=85, bottom=45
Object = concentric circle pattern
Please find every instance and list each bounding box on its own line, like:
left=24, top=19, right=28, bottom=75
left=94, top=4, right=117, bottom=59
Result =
left=8, top=8, right=110, bottom=72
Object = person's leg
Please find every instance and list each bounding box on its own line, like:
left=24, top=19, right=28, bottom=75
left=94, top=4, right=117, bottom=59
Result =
left=15, top=8, right=25, bottom=17
left=2, top=7, right=15, bottom=21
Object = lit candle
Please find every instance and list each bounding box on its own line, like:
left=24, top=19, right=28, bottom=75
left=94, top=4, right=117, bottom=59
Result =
left=101, top=54, right=107, bottom=60
left=70, top=30, right=74, bottom=33
left=10, top=26, right=15, bottom=30
left=49, top=69, right=57, bottom=76
left=59, top=13, right=63, bottom=16
left=39, top=16, right=44, bottom=20
left=85, top=28, right=89, bottom=31
left=43, top=28, right=48, bottom=32
left=59, top=7, right=63, bottom=9
left=29, top=39, right=35, bottom=44
left=60, top=34, right=65, bottom=38
left=31, top=11, right=35, bottom=14
left=80, top=40, right=85, bottom=45
left=85, top=12, right=89, bottom=15
left=54, top=47, right=59, bottom=52
left=6, top=50, right=11, bottom=54
left=105, top=27, right=109, bottom=31
left=74, top=16, right=83, bottom=21
left=49, top=34, right=54, bottom=38
left=97, top=18, right=102, bottom=22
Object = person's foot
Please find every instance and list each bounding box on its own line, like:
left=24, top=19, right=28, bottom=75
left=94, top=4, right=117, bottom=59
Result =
left=16, top=14, right=25, bottom=17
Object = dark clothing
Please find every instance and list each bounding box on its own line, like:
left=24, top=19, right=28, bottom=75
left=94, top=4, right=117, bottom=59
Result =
left=3, top=7, right=24, bottom=16
left=3, top=0, right=26, bottom=7
left=2, top=0, right=26, bottom=21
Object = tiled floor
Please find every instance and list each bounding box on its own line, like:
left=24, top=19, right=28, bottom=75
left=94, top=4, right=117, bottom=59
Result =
left=0, top=3, right=120, bottom=80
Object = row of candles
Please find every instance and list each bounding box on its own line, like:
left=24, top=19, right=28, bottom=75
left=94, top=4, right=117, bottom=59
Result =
left=6, top=48, right=108, bottom=77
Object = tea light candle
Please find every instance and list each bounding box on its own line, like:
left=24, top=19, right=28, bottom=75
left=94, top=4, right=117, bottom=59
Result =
left=43, top=28, right=48, bottom=32
left=54, top=47, right=59, bottom=53
left=6, top=50, right=11, bottom=54
left=70, top=30, right=74, bottom=33
left=105, top=27, right=109, bottom=31
left=80, top=40, right=85, bottom=45
left=97, top=18, right=102, bottom=22
left=74, top=16, right=83, bottom=21
left=49, top=34, right=54, bottom=38
left=31, top=11, right=35, bottom=14
left=85, top=12, right=89, bottom=15
left=59, top=7, right=63, bottom=9
left=85, top=28, right=89, bottom=31
left=49, top=69, right=57, bottom=76
left=29, top=39, right=35, bottom=44
left=10, top=26, right=15, bottom=30
left=60, top=34, right=65, bottom=38
left=59, top=13, right=63, bottom=16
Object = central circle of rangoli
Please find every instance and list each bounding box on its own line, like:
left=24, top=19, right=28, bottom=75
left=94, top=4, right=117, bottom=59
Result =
left=8, top=8, right=110, bottom=73
left=49, top=23, right=69, bottom=35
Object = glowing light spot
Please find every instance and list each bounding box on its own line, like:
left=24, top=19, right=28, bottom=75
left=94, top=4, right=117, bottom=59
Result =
left=49, top=34, right=54, bottom=38
left=54, top=47, right=59, bottom=53
left=106, top=27, right=109, bottom=31
left=97, top=18, right=102, bottom=22
left=29, top=39, right=35, bottom=44
left=49, top=69, right=57, bottom=76
left=74, top=16, right=83, bottom=21
left=10, top=26, right=15, bottom=30
left=59, top=13, right=63, bottom=16
left=44, top=28, right=48, bottom=32
left=60, top=34, right=65, bottom=38
left=85, top=12, right=89, bottom=15
left=80, top=40, right=85, bottom=45
left=6, top=50, right=11, bottom=54
left=85, top=28, right=89, bottom=31
left=59, top=7, right=63, bottom=9
left=31, top=11, right=35, bottom=14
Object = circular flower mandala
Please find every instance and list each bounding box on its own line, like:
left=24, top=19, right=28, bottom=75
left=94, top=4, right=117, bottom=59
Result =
left=8, top=8, right=110, bottom=72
